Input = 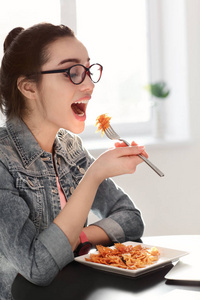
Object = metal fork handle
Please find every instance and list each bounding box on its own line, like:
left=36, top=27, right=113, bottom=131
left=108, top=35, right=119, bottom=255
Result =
left=138, top=154, right=164, bottom=177
left=119, top=138, right=164, bottom=177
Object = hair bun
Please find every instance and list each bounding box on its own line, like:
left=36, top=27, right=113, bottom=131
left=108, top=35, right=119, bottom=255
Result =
left=3, top=27, right=24, bottom=53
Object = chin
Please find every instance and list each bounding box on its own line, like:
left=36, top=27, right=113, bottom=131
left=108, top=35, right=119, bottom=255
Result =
left=69, top=124, right=85, bottom=135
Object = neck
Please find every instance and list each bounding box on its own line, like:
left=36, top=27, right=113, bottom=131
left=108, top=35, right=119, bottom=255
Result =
left=22, top=117, right=59, bottom=154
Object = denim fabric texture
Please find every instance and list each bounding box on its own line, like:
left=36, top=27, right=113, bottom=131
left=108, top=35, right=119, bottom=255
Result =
left=0, top=118, right=144, bottom=300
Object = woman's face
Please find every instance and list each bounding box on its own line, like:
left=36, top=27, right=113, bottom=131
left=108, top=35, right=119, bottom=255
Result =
left=35, top=36, right=95, bottom=134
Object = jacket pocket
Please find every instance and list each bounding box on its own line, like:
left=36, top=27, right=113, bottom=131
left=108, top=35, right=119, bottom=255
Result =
left=15, top=175, right=45, bottom=231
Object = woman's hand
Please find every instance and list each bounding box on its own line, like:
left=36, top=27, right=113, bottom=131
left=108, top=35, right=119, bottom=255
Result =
left=89, top=141, right=148, bottom=183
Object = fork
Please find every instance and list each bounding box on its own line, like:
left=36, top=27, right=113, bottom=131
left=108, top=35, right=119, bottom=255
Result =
left=104, top=125, right=164, bottom=177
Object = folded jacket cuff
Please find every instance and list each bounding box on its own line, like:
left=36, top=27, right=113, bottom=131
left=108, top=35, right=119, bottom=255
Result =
left=38, top=223, right=74, bottom=270
left=92, top=218, right=125, bottom=243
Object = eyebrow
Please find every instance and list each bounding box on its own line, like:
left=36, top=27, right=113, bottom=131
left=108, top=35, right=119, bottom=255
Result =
left=58, top=57, right=90, bottom=65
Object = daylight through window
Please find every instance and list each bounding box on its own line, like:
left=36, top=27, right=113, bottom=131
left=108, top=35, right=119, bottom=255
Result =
left=76, top=0, right=151, bottom=129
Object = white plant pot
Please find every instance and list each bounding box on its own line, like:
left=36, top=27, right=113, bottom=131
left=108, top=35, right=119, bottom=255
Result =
left=152, top=100, right=166, bottom=139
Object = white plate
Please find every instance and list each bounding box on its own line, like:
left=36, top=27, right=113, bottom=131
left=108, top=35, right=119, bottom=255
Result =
left=75, top=241, right=189, bottom=278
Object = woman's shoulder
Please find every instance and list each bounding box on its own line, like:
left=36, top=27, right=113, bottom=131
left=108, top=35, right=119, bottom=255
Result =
left=0, top=125, right=12, bottom=151
left=0, top=125, right=16, bottom=167
left=0, top=124, right=8, bottom=141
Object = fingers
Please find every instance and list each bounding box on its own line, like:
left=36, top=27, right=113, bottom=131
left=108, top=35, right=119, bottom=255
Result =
left=114, top=141, right=139, bottom=148
left=142, top=149, right=148, bottom=158
left=114, top=145, right=145, bottom=157
left=130, top=141, right=138, bottom=146
left=114, top=141, right=148, bottom=158
left=138, top=147, right=148, bottom=158
left=114, top=141, right=128, bottom=147
left=114, top=141, right=138, bottom=147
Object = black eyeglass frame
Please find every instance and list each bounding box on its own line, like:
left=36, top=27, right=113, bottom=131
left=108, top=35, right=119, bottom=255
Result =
left=40, top=63, right=103, bottom=85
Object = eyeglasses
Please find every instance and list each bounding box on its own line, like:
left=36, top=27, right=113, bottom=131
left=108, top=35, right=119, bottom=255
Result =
left=40, top=63, right=103, bottom=85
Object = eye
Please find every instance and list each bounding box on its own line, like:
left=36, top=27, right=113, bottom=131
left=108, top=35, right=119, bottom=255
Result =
left=70, top=66, right=81, bottom=79
left=69, top=65, right=85, bottom=84
left=70, top=70, right=79, bottom=80
left=63, top=71, right=69, bottom=78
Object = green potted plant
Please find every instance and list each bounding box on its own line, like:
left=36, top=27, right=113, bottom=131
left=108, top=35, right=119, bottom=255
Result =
left=144, top=81, right=170, bottom=100
left=144, top=81, right=170, bottom=139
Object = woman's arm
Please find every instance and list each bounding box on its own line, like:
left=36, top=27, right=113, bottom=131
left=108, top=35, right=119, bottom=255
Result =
left=53, top=145, right=147, bottom=250
left=90, top=177, right=144, bottom=243
left=0, top=163, right=73, bottom=286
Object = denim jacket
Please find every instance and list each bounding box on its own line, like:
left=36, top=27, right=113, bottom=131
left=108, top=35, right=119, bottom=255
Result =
left=0, top=118, right=144, bottom=300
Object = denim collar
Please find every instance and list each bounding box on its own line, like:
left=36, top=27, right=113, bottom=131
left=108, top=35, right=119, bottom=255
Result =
left=6, top=118, right=45, bottom=168
left=6, top=118, right=84, bottom=169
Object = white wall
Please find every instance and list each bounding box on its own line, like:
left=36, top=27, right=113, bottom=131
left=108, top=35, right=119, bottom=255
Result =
left=89, top=140, right=200, bottom=237
left=88, top=0, right=200, bottom=237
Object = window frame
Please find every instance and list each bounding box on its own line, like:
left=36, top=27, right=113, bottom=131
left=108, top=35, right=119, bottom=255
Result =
left=60, top=0, right=190, bottom=148
left=60, top=0, right=153, bottom=140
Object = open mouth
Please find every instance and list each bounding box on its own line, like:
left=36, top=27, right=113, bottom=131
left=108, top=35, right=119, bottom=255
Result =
left=71, top=100, right=88, bottom=117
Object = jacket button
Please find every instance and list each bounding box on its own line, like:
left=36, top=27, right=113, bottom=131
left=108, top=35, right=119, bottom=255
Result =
left=78, top=166, right=85, bottom=174
left=70, top=187, right=75, bottom=194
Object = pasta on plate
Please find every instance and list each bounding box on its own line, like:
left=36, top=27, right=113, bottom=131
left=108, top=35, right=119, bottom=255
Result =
left=86, top=243, right=160, bottom=270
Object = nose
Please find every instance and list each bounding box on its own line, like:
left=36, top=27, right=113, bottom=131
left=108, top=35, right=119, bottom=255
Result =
left=80, top=73, right=95, bottom=93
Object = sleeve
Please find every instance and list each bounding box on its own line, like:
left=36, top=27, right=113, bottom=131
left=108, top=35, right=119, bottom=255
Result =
left=90, top=178, right=144, bottom=243
left=80, top=142, right=145, bottom=243
left=0, top=162, right=74, bottom=286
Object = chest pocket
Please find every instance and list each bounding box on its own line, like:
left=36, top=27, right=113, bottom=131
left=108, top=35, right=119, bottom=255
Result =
left=15, top=175, right=45, bottom=231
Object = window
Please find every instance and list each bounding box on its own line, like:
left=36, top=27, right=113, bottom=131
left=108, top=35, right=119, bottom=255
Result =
left=61, top=0, right=152, bottom=142
left=61, top=0, right=190, bottom=146
left=76, top=0, right=150, bottom=122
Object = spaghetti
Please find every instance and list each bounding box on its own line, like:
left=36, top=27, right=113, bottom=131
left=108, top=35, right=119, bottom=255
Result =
left=85, top=243, right=160, bottom=270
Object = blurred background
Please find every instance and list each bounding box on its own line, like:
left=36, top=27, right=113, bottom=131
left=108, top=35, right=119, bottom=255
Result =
left=0, top=0, right=199, bottom=236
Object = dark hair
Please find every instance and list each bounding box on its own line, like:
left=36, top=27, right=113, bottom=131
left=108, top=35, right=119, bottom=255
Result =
left=0, top=23, right=75, bottom=120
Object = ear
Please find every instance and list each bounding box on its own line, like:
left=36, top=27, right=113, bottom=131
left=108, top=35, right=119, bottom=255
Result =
left=17, top=76, right=38, bottom=100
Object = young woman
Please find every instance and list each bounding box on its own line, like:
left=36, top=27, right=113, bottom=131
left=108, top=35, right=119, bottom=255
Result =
left=0, top=23, right=148, bottom=299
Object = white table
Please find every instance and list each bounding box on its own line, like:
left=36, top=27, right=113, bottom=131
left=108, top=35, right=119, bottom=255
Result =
left=12, top=235, right=200, bottom=300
